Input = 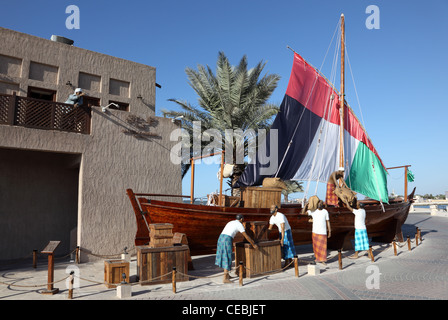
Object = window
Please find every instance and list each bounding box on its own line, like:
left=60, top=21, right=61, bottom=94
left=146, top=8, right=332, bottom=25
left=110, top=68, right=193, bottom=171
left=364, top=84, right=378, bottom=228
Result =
left=27, top=86, right=56, bottom=101
left=83, top=96, right=100, bottom=108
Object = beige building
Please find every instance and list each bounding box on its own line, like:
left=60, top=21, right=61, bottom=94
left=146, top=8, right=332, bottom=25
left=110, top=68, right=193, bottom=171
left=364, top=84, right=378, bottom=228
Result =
left=0, top=27, right=181, bottom=261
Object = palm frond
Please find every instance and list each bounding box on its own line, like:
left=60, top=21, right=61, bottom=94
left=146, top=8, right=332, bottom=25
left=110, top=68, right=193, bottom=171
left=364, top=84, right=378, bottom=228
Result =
left=165, top=52, right=281, bottom=180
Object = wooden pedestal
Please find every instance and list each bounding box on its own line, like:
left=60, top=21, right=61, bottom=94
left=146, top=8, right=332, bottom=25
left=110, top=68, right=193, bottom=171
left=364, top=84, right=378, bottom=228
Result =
left=234, top=240, right=281, bottom=278
left=104, top=260, right=130, bottom=288
left=41, top=241, right=61, bottom=295
left=137, top=245, right=189, bottom=285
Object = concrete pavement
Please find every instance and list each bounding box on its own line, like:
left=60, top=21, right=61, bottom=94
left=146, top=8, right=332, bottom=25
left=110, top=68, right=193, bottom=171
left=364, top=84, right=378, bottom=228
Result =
left=1, top=212, right=447, bottom=302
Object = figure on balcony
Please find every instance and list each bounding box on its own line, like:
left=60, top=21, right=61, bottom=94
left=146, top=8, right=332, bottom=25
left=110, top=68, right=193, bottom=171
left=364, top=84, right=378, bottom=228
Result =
left=63, top=88, right=85, bottom=131
left=65, top=88, right=85, bottom=107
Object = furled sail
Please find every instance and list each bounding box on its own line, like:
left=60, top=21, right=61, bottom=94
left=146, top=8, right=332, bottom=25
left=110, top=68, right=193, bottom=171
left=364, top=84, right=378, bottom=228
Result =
left=235, top=52, right=389, bottom=203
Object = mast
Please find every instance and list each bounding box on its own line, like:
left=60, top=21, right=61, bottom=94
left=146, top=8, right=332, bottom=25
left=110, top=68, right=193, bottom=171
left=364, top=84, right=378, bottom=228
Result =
left=339, top=13, right=345, bottom=169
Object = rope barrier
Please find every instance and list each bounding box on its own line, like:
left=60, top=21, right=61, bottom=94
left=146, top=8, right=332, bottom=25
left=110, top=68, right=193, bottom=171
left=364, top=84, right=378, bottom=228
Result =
left=390, top=229, right=423, bottom=255
left=0, top=231, right=425, bottom=298
left=78, top=247, right=137, bottom=259
left=0, top=275, right=70, bottom=288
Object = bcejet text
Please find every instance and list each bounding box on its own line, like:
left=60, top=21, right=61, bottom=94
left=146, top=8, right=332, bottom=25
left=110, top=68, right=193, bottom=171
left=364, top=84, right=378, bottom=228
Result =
left=182, top=304, right=266, bottom=317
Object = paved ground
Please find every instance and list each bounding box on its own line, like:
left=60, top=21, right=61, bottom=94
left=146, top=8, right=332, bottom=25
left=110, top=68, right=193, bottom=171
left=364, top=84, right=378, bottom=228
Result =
left=1, top=212, right=447, bottom=307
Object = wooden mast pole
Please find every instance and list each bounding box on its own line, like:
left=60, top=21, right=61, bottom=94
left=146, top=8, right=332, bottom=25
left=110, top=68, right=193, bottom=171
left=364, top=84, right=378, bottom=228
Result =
left=387, top=165, right=412, bottom=202
left=190, top=159, right=195, bottom=204
left=218, top=151, right=225, bottom=206
left=339, top=13, right=345, bottom=169
left=190, top=151, right=226, bottom=205
left=404, top=166, right=408, bottom=202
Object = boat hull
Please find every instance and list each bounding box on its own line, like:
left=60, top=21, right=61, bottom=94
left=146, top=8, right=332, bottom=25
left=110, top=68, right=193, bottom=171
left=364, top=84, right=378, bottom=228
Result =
left=128, top=190, right=412, bottom=256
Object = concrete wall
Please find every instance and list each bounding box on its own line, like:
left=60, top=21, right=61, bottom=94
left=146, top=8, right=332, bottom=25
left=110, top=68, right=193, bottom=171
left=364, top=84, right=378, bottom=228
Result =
left=0, top=28, right=181, bottom=261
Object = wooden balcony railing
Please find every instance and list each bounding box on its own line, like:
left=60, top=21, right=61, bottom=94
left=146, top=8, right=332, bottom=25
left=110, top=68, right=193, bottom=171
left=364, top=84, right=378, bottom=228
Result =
left=0, top=92, right=91, bottom=134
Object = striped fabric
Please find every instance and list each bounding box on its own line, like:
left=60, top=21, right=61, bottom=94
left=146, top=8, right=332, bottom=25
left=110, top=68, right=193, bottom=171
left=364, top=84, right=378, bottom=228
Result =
left=354, top=229, right=370, bottom=251
left=236, top=52, right=389, bottom=204
left=325, top=183, right=339, bottom=207
left=280, top=229, right=297, bottom=260
left=215, top=234, right=233, bottom=270
left=312, top=232, right=327, bottom=262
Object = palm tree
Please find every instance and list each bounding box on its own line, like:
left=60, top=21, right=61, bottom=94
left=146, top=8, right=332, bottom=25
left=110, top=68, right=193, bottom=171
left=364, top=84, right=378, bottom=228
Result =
left=282, top=181, right=305, bottom=203
left=163, top=52, right=281, bottom=191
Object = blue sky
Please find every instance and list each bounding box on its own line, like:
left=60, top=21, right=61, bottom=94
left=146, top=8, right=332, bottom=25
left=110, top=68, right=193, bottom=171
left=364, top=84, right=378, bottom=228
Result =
left=2, top=0, right=447, bottom=200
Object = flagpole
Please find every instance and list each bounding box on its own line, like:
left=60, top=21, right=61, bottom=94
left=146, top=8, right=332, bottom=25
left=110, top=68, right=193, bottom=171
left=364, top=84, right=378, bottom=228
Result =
left=339, top=13, right=345, bottom=169
left=387, top=165, right=412, bottom=202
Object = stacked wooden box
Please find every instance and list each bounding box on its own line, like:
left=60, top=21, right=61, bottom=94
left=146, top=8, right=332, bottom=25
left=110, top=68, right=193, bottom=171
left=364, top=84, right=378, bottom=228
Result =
left=241, top=187, right=282, bottom=208
left=136, top=223, right=190, bottom=285
left=149, top=223, right=174, bottom=247
left=234, top=221, right=281, bottom=278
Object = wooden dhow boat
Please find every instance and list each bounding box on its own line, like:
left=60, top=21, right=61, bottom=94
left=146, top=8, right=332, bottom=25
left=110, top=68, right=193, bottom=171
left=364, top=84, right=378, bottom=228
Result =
left=127, top=14, right=415, bottom=256
left=127, top=189, right=414, bottom=255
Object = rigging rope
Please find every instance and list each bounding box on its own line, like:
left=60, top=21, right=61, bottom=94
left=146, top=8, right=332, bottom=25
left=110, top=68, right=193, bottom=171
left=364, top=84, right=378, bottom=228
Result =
left=303, top=23, right=341, bottom=200
left=346, top=42, right=386, bottom=205
left=276, top=21, right=341, bottom=180
left=345, top=44, right=367, bottom=136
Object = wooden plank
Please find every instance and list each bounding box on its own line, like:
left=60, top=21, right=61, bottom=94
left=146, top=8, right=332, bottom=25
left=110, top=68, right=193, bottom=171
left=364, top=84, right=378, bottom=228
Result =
left=180, top=250, right=188, bottom=281
left=138, top=245, right=186, bottom=253
left=151, top=250, right=158, bottom=281
left=160, top=251, right=167, bottom=282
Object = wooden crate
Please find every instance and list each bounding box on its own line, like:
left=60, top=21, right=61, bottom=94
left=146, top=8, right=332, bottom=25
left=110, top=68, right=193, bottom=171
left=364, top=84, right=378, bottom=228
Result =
left=208, top=194, right=241, bottom=207
left=104, top=260, right=130, bottom=288
left=241, top=187, right=282, bottom=208
left=234, top=240, right=281, bottom=278
left=243, top=221, right=268, bottom=242
left=149, top=223, right=174, bottom=248
left=137, top=245, right=189, bottom=285
left=173, top=233, right=194, bottom=270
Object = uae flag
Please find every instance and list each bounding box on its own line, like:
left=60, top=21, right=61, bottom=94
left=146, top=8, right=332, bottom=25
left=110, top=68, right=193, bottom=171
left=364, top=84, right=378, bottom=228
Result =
left=236, top=52, right=389, bottom=203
